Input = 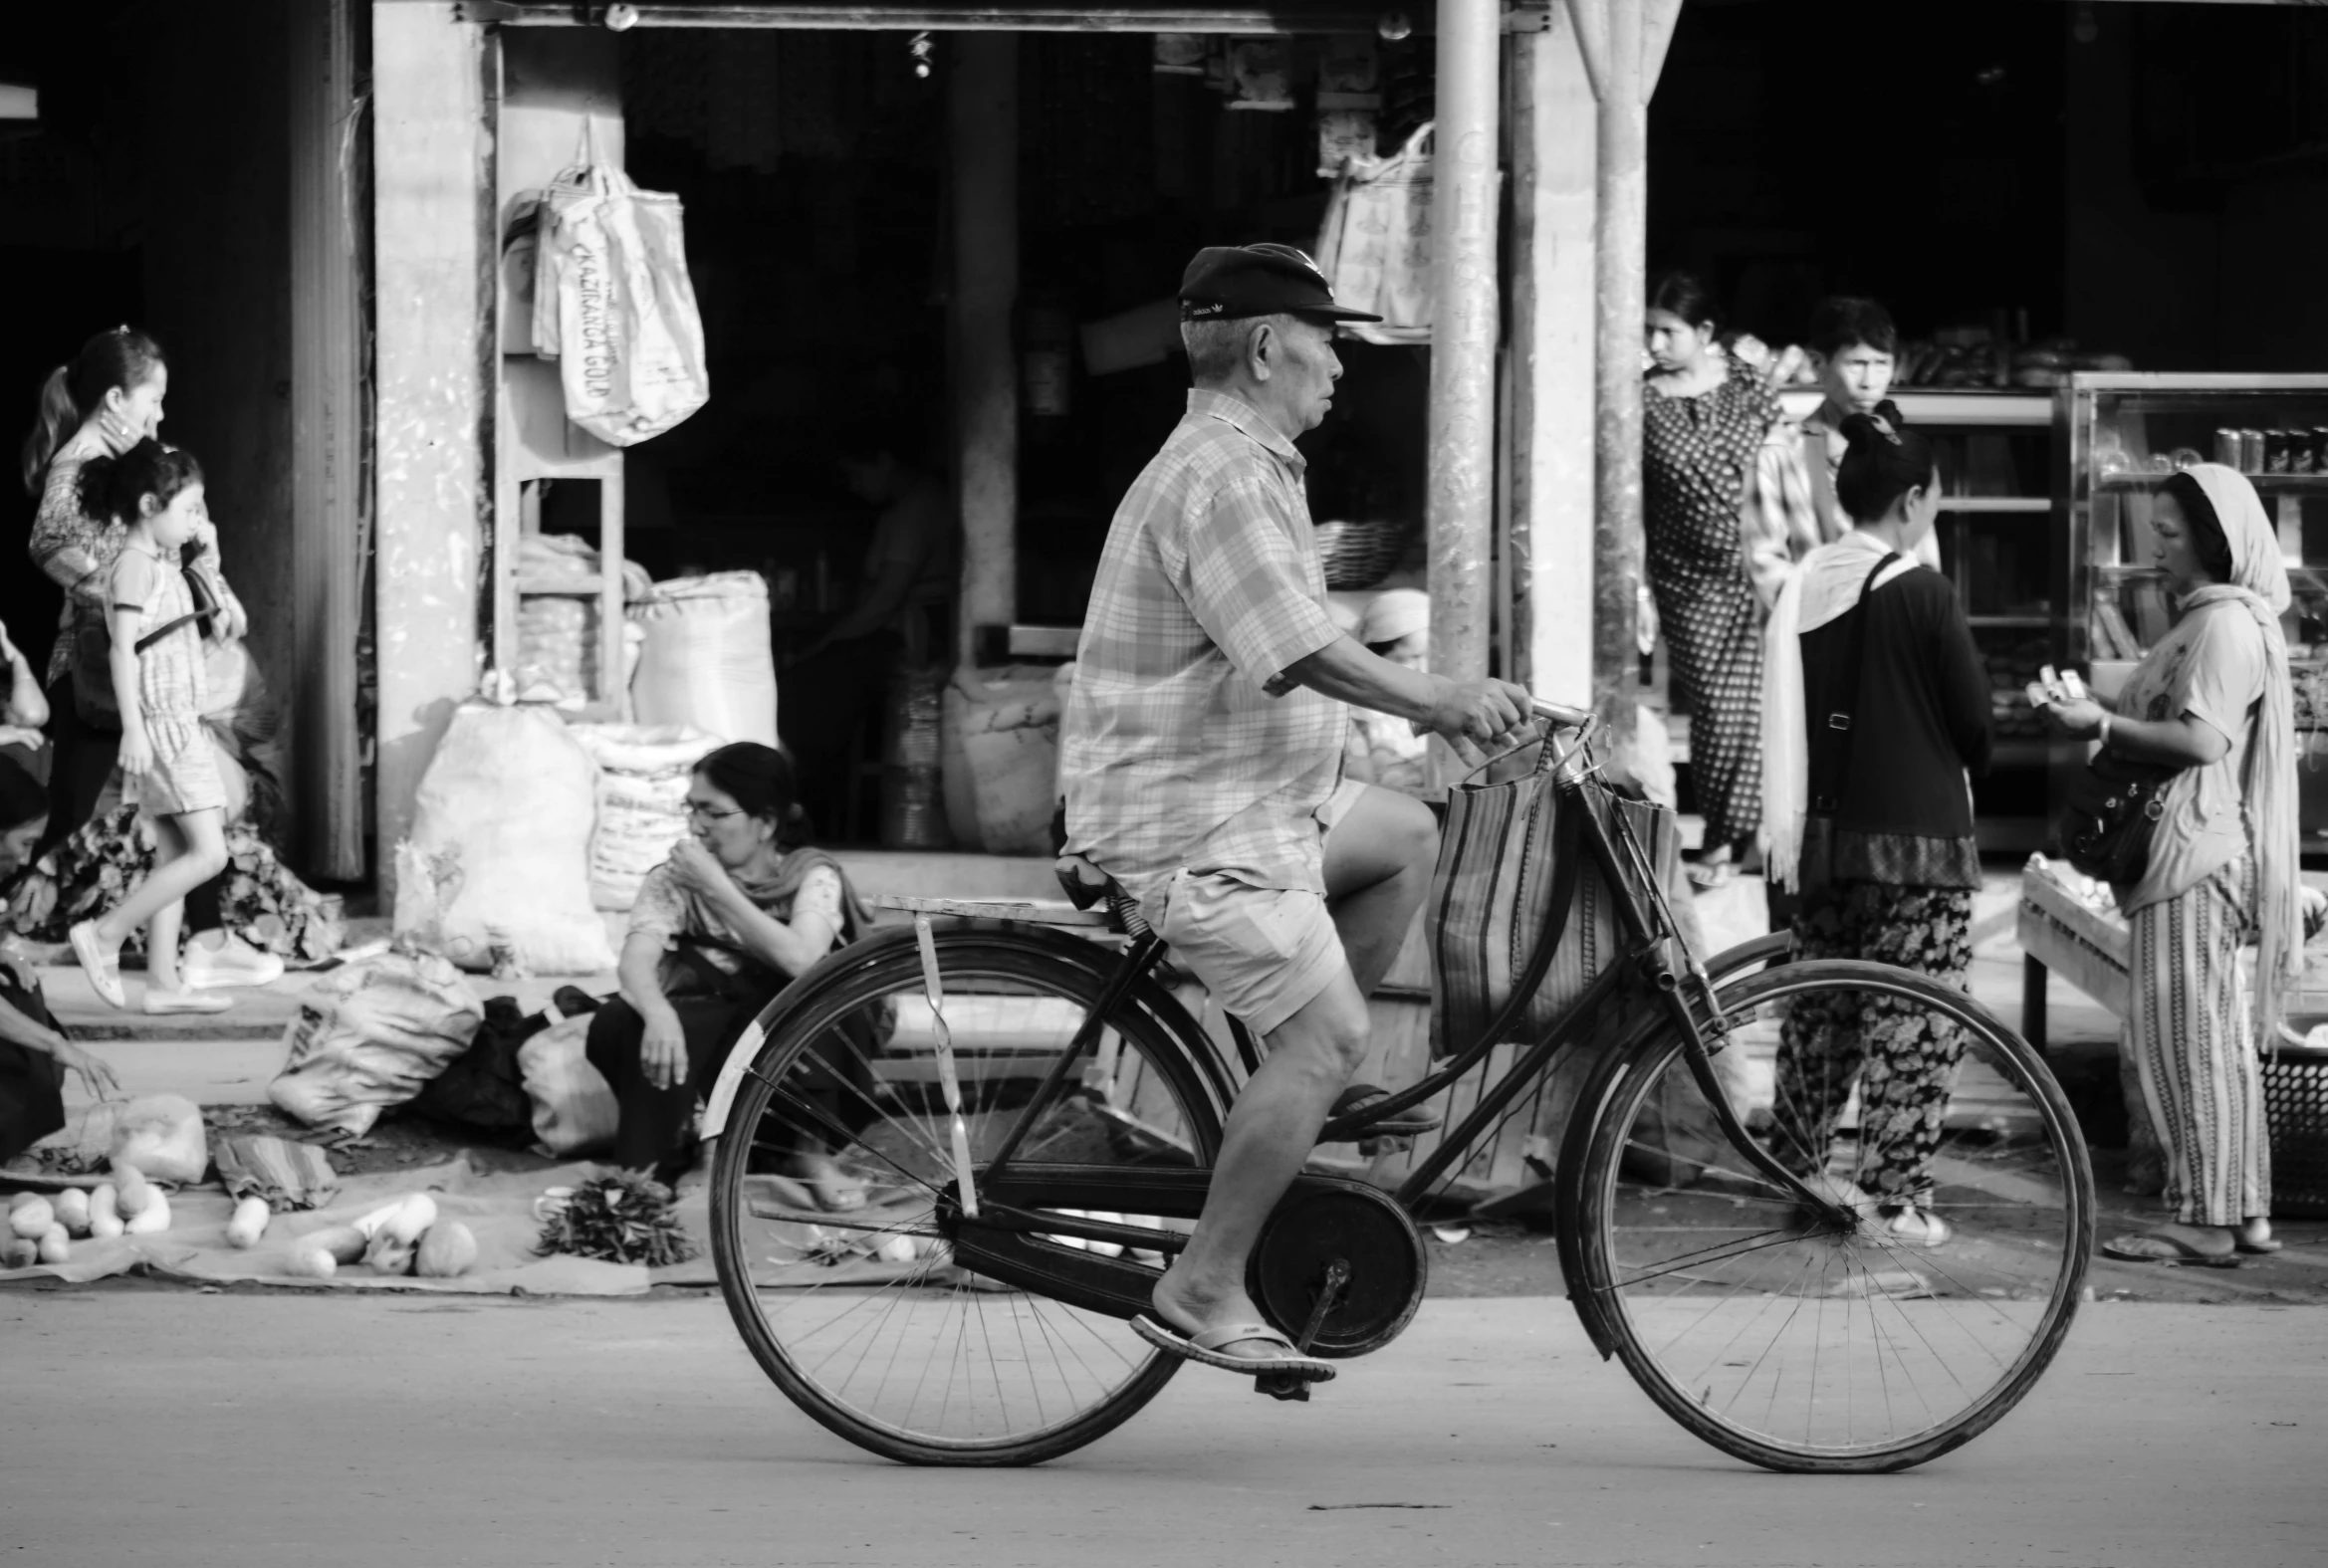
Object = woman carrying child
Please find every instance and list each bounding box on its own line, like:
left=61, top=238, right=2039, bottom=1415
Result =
left=63, top=439, right=234, bottom=1015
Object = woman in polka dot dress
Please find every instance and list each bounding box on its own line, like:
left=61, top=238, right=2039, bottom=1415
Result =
left=1641, top=272, right=1785, bottom=886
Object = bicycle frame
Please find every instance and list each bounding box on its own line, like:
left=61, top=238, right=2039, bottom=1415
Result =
left=911, top=725, right=1854, bottom=1255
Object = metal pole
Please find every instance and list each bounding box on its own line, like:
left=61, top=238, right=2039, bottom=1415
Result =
left=950, top=34, right=1018, bottom=668
left=1426, top=0, right=1502, bottom=768
left=1565, top=0, right=1682, bottom=744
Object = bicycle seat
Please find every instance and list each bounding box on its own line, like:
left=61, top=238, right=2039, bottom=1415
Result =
left=1053, top=853, right=1116, bottom=910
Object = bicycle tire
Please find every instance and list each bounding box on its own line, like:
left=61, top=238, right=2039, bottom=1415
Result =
left=1572, top=958, right=2093, bottom=1473
left=711, top=926, right=1225, bottom=1466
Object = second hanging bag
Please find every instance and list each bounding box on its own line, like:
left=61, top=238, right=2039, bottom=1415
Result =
left=532, top=122, right=711, bottom=447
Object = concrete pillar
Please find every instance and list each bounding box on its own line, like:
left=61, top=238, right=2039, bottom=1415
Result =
left=1508, top=11, right=1598, bottom=708
left=371, top=0, right=491, bottom=883
left=950, top=34, right=1019, bottom=667
left=1425, top=0, right=1502, bottom=778
left=1564, top=0, right=1683, bottom=731
left=288, top=0, right=365, bottom=881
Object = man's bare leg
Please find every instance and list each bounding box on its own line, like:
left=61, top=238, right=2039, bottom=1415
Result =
left=1149, top=787, right=1439, bottom=1360
left=1150, top=967, right=1370, bottom=1357
left=1323, top=784, right=1438, bottom=996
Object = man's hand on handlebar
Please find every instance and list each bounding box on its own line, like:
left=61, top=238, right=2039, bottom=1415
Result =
left=1423, top=676, right=1536, bottom=747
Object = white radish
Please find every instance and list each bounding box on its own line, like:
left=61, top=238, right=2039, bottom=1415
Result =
left=352, top=1193, right=437, bottom=1244
left=876, top=1234, right=917, bottom=1264
left=113, top=1164, right=153, bottom=1218
left=286, top=1246, right=338, bottom=1279
left=8, top=1196, right=53, bottom=1239
left=88, top=1184, right=124, bottom=1240
left=51, top=1189, right=91, bottom=1236
left=7, top=1191, right=40, bottom=1216
left=226, top=1197, right=270, bottom=1249
left=123, top=1192, right=171, bottom=1235
left=36, top=1225, right=70, bottom=1264
left=363, top=1231, right=416, bottom=1276
left=300, top=1225, right=367, bottom=1264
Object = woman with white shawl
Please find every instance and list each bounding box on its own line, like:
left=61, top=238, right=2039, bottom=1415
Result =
left=2036, top=464, right=2301, bottom=1265
left=1759, top=405, right=1993, bottom=1247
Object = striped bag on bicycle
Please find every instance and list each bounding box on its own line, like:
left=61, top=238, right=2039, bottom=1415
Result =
left=1426, top=737, right=1682, bottom=1059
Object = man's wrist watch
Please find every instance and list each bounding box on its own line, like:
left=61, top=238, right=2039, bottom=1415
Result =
left=2098, top=714, right=2113, bottom=752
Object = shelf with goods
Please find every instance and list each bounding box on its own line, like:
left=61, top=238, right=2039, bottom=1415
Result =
left=2058, top=373, right=2328, bottom=854
left=1776, top=389, right=2061, bottom=850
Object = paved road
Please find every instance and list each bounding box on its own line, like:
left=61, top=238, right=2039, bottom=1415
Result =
left=5, top=1287, right=2320, bottom=1567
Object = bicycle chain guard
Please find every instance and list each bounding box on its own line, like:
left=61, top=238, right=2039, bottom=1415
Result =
left=1247, top=1178, right=1428, bottom=1360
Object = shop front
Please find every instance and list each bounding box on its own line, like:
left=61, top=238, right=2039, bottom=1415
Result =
left=370, top=0, right=1636, bottom=876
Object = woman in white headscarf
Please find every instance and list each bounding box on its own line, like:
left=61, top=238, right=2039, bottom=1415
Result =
left=2037, top=463, right=2300, bottom=1265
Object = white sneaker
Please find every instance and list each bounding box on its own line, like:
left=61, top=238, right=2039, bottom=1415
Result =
left=143, top=987, right=234, bottom=1015
left=181, top=934, right=287, bottom=991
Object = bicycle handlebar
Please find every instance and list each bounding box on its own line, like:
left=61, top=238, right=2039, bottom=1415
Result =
left=1531, top=699, right=1592, bottom=730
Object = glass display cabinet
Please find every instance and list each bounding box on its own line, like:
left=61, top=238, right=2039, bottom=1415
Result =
left=2058, top=373, right=2328, bottom=853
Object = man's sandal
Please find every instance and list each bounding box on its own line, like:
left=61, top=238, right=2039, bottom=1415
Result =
left=1321, top=1083, right=1441, bottom=1142
left=1131, top=1315, right=1335, bottom=1382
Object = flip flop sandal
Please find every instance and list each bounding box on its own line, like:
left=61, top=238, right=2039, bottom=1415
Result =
left=1874, top=1206, right=1955, bottom=1248
left=69, top=921, right=127, bottom=1011
left=1131, top=1315, right=1336, bottom=1382
left=1323, top=1083, right=1441, bottom=1141
left=2100, top=1232, right=2240, bottom=1268
left=2236, top=1232, right=2284, bottom=1255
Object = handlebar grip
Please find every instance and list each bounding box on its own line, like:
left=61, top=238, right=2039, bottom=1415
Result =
left=1531, top=699, right=1591, bottom=730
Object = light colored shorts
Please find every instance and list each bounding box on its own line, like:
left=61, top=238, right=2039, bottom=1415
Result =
left=1139, top=779, right=1366, bottom=1037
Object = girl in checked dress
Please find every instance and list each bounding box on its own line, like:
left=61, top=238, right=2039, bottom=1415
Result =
left=66, top=439, right=233, bottom=1016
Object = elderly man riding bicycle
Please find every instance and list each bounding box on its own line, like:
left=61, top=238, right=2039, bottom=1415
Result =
left=1057, top=243, right=1535, bottom=1380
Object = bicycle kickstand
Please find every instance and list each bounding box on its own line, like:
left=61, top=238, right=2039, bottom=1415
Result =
left=1256, top=1257, right=1350, bottom=1403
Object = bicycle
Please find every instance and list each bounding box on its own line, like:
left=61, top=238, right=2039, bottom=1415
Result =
left=702, top=701, right=2093, bottom=1473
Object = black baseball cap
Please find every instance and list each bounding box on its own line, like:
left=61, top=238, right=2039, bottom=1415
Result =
left=1178, top=243, right=1384, bottom=325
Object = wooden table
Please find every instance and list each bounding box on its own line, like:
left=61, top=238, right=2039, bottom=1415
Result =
left=2016, top=870, right=2130, bottom=1052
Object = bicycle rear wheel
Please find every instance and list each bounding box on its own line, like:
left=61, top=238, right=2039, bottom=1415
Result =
left=710, top=928, right=1223, bottom=1466
left=1573, top=959, right=2092, bottom=1472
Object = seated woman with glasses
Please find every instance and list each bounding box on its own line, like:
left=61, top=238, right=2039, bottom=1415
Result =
left=584, top=742, right=880, bottom=1205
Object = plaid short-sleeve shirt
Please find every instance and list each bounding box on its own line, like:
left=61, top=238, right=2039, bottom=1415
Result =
left=1061, top=390, right=1346, bottom=896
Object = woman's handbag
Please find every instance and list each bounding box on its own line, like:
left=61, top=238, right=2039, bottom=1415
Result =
left=2057, top=749, right=2181, bottom=886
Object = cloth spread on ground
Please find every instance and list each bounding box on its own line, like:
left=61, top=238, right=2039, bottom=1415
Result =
left=0, top=1155, right=951, bottom=1297
left=3, top=803, right=342, bottom=961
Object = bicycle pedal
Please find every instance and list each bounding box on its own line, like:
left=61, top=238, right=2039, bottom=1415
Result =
left=1254, top=1371, right=1316, bottom=1402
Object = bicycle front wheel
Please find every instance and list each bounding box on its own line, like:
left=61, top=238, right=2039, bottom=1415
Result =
left=1574, top=959, right=2093, bottom=1472
left=710, top=927, right=1224, bottom=1466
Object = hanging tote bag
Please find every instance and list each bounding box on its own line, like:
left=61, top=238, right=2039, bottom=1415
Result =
left=532, top=124, right=711, bottom=447
left=1428, top=738, right=1684, bottom=1060
left=1312, top=121, right=1436, bottom=346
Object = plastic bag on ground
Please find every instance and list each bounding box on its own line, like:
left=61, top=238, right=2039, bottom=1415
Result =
left=628, top=573, right=778, bottom=748
left=518, top=1012, right=620, bottom=1157
left=395, top=701, right=616, bottom=975
left=568, top=723, right=720, bottom=910
left=107, top=1094, right=208, bottom=1185
left=269, top=952, right=487, bottom=1137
